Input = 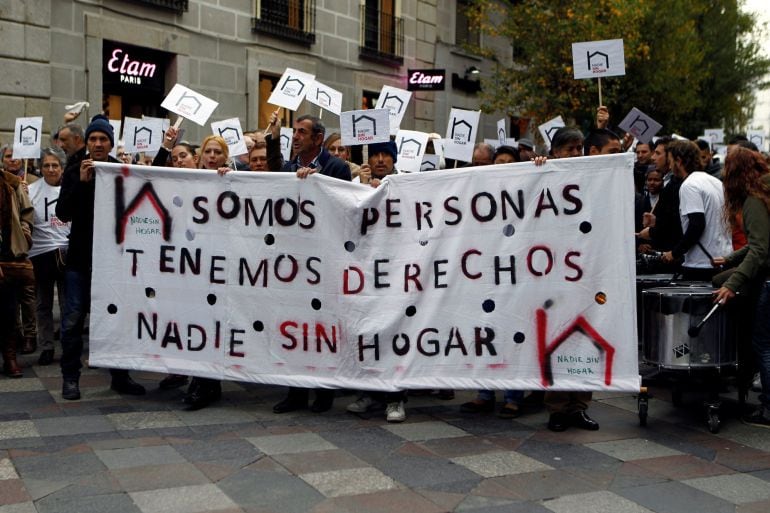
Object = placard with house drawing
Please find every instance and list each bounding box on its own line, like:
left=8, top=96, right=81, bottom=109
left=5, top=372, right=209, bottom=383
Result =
left=572, top=39, right=626, bottom=79
left=340, top=109, right=391, bottom=146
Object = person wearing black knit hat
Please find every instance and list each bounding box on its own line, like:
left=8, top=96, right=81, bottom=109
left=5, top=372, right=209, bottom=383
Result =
left=55, top=114, right=145, bottom=401
left=359, top=141, right=398, bottom=186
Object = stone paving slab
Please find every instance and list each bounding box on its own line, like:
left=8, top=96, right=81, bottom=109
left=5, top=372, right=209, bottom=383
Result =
left=129, top=484, right=238, bottom=513
left=300, top=467, right=398, bottom=497
left=543, top=490, right=656, bottom=513
left=586, top=438, right=684, bottom=461
left=682, top=474, right=770, bottom=504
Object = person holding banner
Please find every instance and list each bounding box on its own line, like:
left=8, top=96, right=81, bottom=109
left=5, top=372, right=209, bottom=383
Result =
left=248, top=141, right=269, bottom=172
left=358, top=141, right=399, bottom=186
left=55, top=115, right=146, bottom=400
left=713, top=147, right=770, bottom=428
left=0, top=164, right=34, bottom=378
left=27, top=147, right=70, bottom=366
left=324, top=133, right=360, bottom=179
left=493, top=145, right=518, bottom=165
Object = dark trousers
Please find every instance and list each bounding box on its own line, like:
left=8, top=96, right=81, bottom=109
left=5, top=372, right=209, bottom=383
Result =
left=31, top=250, right=65, bottom=351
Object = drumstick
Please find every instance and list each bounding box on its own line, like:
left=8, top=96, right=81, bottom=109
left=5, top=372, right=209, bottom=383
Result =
left=688, top=300, right=724, bottom=337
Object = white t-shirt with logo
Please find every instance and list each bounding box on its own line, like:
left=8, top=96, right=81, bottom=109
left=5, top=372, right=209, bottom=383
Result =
left=27, top=179, right=70, bottom=258
left=678, top=171, right=731, bottom=268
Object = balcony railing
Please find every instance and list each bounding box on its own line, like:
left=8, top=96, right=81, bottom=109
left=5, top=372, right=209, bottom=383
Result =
left=129, top=0, right=188, bottom=14
left=359, top=4, right=404, bottom=66
left=252, top=0, right=316, bottom=46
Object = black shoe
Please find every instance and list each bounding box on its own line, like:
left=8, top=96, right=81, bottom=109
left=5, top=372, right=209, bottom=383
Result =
left=159, top=374, right=189, bottom=390
left=111, top=375, right=146, bottom=395
left=547, top=412, right=569, bottom=432
left=742, top=408, right=770, bottom=428
left=497, top=403, right=521, bottom=419
left=569, top=410, right=599, bottom=431
left=311, top=390, right=335, bottom=413
left=183, top=381, right=221, bottom=410
left=38, top=349, right=54, bottom=366
left=460, top=399, right=495, bottom=413
left=62, top=379, right=81, bottom=400
left=273, top=396, right=308, bottom=414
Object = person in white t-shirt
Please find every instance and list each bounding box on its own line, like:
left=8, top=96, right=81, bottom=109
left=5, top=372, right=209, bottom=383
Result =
left=660, top=140, right=732, bottom=281
left=27, top=147, right=71, bottom=365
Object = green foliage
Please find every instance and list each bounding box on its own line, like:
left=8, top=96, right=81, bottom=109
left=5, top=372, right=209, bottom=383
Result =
left=466, top=0, right=770, bottom=139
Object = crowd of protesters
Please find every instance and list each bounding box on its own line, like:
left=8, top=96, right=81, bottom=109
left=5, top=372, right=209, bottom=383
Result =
left=3, top=102, right=770, bottom=431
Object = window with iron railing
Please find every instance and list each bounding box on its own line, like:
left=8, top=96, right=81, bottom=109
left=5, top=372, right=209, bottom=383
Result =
left=128, top=0, right=188, bottom=14
left=359, top=1, right=404, bottom=66
left=252, top=0, right=316, bottom=46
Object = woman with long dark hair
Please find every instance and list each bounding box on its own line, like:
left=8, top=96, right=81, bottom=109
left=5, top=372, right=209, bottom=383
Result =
left=713, top=147, right=770, bottom=427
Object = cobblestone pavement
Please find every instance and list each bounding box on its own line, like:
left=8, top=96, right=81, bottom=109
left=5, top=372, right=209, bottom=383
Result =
left=1, top=355, right=770, bottom=513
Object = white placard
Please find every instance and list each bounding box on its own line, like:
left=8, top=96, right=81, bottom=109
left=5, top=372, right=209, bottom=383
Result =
left=90, top=153, right=640, bottom=392
left=420, top=154, right=440, bottom=172
left=109, top=120, right=123, bottom=158
left=267, top=68, right=315, bottom=111
left=12, top=117, right=43, bottom=159
left=572, top=39, right=626, bottom=79
left=279, top=127, right=293, bottom=162
left=161, top=84, right=219, bottom=126
left=444, top=108, right=481, bottom=162
left=497, top=119, right=507, bottom=146
left=122, top=117, right=163, bottom=154
left=617, top=107, right=662, bottom=144
left=340, top=109, right=391, bottom=146
left=538, top=116, right=566, bottom=149
left=395, top=130, right=429, bottom=173
left=703, top=129, right=725, bottom=145
left=748, top=130, right=766, bottom=151
left=306, top=80, right=343, bottom=116
left=375, top=86, right=412, bottom=135
left=211, top=118, right=248, bottom=157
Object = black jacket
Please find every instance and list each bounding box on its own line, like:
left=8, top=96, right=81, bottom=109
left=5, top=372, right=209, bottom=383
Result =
left=266, top=133, right=351, bottom=181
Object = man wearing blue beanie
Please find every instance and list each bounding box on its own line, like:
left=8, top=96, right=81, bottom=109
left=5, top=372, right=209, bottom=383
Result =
left=359, top=140, right=398, bottom=185
left=56, top=114, right=145, bottom=400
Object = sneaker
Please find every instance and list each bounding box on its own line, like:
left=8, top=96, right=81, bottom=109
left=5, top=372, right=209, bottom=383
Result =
left=347, top=395, right=375, bottom=413
left=742, top=408, right=770, bottom=428
left=386, top=401, right=406, bottom=423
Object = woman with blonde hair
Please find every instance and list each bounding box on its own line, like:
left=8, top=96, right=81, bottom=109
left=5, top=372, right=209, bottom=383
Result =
left=324, top=132, right=360, bottom=178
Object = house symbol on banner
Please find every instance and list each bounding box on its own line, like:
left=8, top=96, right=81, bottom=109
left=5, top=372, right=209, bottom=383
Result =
left=176, top=93, right=202, bottom=115
left=218, top=127, right=240, bottom=142
left=536, top=308, right=616, bottom=387
left=352, top=114, right=376, bottom=134
left=114, top=177, right=172, bottom=244
left=382, top=93, right=405, bottom=114
left=315, top=89, right=331, bottom=106
left=281, top=76, right=306, bottom=96
left=398, top=138, right=422, bottom=155
left=451, top=119, right=473, bottom=142
left=19, top=125, right=39, bottom=144
left=133, top=126, right=152, bottom=146
left=420, top=160, right=437, bottom=171
left=630, top=116, right=650, bottom=136
left=586, top=50, right=610, bottom=70
left=497, top=127, right=506, bottom=141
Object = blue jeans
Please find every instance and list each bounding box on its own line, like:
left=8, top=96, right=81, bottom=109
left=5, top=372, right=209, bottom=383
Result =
left=478, top=389, right=524, bottom=405
left=752, top=280, right=770, bottom=411
left=60, top=269, right=90, bottom=380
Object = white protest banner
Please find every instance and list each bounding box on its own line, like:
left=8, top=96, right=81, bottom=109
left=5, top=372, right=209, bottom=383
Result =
left=109, top=120, right=123, bottom=158
left=748, top=130, right=766, bottom=151
left=572, top=39, right=626, bottom=79
left=211, top=118, right=248, bottom=157
left=420, top=155, right=439, bottom=172
left=279, top=127, right=293, bottom=162
left=538, top=116, right=565, bottom=149
left=306, top=80, right=343, bottom=116
left=267, top=68, right=315, bottom=111
left=340, top=108, right=390, bottom=146
left=618, top=107, right=662, bottom=144
left=375, top=86, right=412, bottom=135
left=703, top=129, right=725, bottom=145
left=122, top=116, right=163, bottom=154
left=395, top=130, right=429, bottom=173
left=444, top=108, right=481, bottom=162
left=90, top=153, right=640, bottom=393
left=497, top=119, right=507, bottom=146
left=12, top=116, right=43, bottom=159
left=161, top=84, right=219, bottom=126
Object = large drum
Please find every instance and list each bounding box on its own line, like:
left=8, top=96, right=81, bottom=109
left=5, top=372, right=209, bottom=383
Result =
left=642, top=286, right=737, bottom=369
left=636, top=274, right=675, bottom=345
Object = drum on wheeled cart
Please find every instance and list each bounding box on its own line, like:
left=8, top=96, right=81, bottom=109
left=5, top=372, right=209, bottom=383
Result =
left=637, top=285, right=742, bottom=433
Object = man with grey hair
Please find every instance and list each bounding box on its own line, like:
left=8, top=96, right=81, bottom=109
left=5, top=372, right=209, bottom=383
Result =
left=55, top=124, right=86, bottom=160
left=471, top=142, right=495, bottom=167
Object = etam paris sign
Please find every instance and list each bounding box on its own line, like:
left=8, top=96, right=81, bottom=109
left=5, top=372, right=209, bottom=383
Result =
left=407, top=69, right=445, bottom=91
left=103, top=40, right=168, bottom=92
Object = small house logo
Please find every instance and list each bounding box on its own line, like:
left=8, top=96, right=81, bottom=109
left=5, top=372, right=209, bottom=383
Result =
left=352, top=114, right=377, bottom=141
left=420, top=159, right=437, bottom=171
left=545, top=126, right=562, bottom=143
left=629, top=116, right=650, bottom=137
left=315, top=89, right=331, bottom=107
left=587, top=50, right=610, bottom=74
left=217, top=127, right=240, bottom=145
left=451, top=118, right=473, bottom=143
left=133, top=126, right=153, bottom=149
left=281, top=76, right=306, bottom=97
left=398, top=138, right=422, bottom=159
left=381, top=93, right=405, bottom=114
left=19, top=125, right=39, bottom=145
left=176, top=92, right=202, bottom=116
left=497, top=127, right=506, bottom=145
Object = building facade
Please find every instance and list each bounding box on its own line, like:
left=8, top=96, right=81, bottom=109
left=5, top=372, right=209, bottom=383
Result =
left=0, top=0, right=518, bottom=150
